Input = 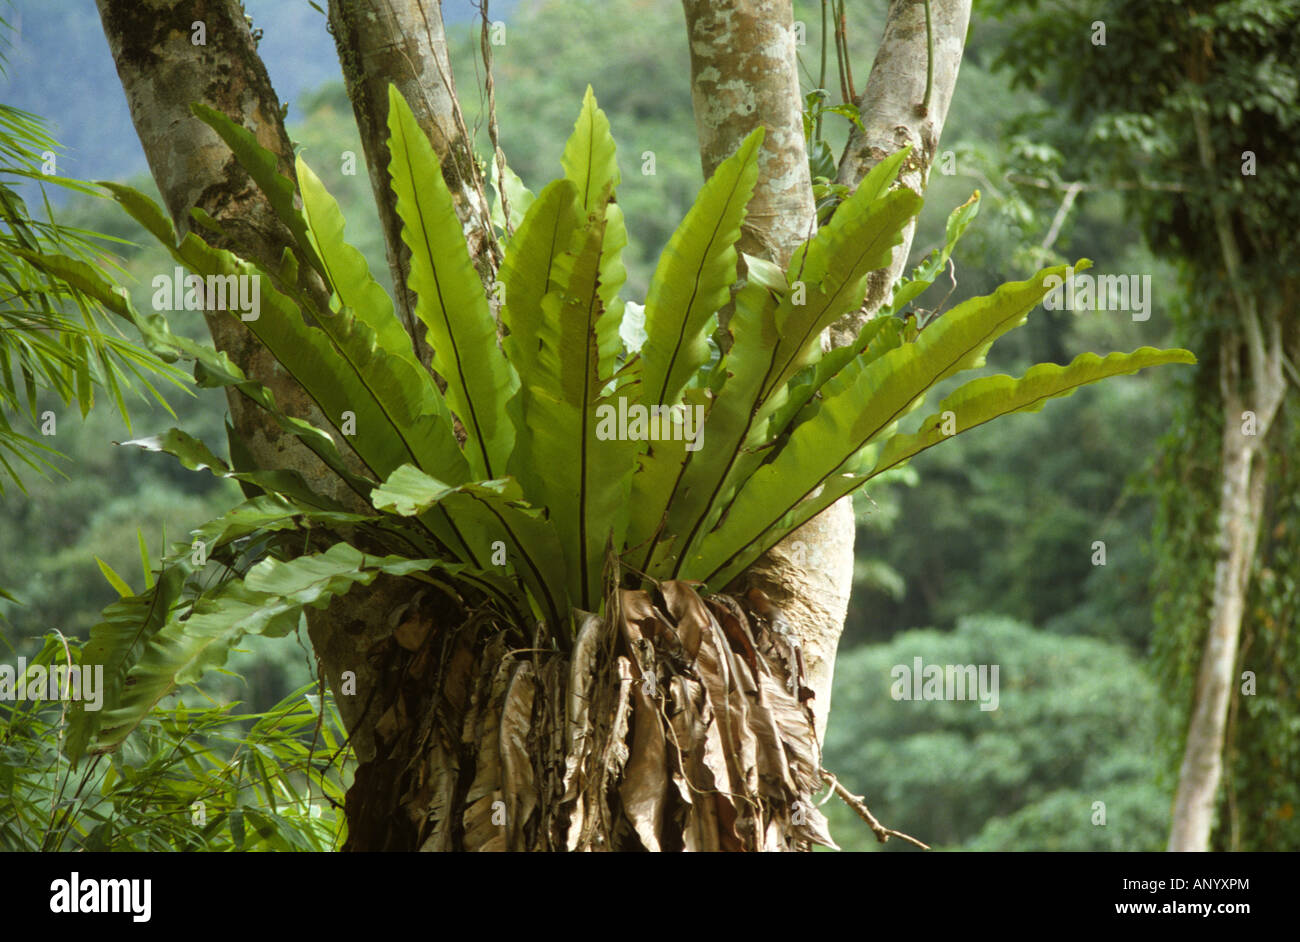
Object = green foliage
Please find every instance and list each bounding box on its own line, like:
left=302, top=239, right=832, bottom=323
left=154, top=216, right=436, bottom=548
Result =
left=640, top=127, right=762, bottom=409
left=0, top=102, right=186, bottom=494
left=386, top=87, right=518, bottom=481
left=61, top=82, right=1192, bottom=758
left=86, top=544, right=437, bottom=756
left=0, top=634, right=348, bottom=851
left=447, top=0, right=699, bottom=300
left=990, top=0, right=1300, bottom=850
left=989, top=0, right=1300, bottom=292
left=822, top=615, right=1171, bottom=851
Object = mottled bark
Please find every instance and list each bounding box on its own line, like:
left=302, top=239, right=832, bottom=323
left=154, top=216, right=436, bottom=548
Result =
left=95, top=0, right=365, bottom=510
left=830, top=0, right=971, bottom=347
left=682, top=0, right=854, bottom=745
left=682, top=0, right=816, bottom=266
left=327, top=0, right=498, bottom=364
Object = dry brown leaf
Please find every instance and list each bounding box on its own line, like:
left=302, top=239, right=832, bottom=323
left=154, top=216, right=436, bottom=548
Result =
left=500, top=661, right=538, bottom=848
left=619, top=681, right=668, bottom=851
left=393, top=614, right=432, bottom=651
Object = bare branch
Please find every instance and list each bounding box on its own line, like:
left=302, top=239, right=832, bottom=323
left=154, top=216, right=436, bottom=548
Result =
left=829, top=0, right=972, bottom=347
left=1006, top=173, right=1189, bottom=194
left=822, top=769, right=931, bottom=850
left=1039, top=180, right=1082, bottom=254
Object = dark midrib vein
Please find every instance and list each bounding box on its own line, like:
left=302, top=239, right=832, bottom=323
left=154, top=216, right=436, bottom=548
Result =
left=654, top=164, right=748, bottom=408
left=472, top=494, right=562, bottom=630
left=577, top=267, right=600, bottom=608
left=767, top=201, right=905, bottom=401
left=697, top=300, right=1037, bottom=582
left=396, top=122, right=495, bottom=479
left=304, top=208, right=427, bottom=473
left=703, top=372, right=1117, bottom=586
left=667, top=344, right=782, bottom=579
left=245, top=211, right=475, bottom=558
left=576, top=121, right=606, bottom=608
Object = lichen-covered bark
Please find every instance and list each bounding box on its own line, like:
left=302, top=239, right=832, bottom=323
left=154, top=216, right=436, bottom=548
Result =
left=682, top=0, right=853, bottom=745
left=327, top=0, right=498, bottom=363
left=95, top=0, right=366, bottom=510
left=682, top=0, right=815, bottom=266
left=680, top=0, right=973, bottom=747
left=829, top=0, right=971, bottom=347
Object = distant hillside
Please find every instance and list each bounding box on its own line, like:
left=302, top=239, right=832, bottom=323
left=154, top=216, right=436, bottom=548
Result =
left=0, top=0, right=517, bottom=191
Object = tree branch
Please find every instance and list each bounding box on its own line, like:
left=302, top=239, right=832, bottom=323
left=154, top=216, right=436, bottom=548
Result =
left=822, top=769, right=931, bottom=850
left=327, top=0, right=499, bottom=365
left=829, top=0, right=971, bottom=347
left=1006, top=173, right=1189, bottom=194
left=1039, top=180, right=1081, bottom=254
left=96, top=0, right=367, bottom=510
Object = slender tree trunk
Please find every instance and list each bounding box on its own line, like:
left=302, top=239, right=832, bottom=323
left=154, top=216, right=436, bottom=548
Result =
left=1169, top=109, right=1291, bottom=850
left=95, top=0, right=364, bottom=509
left=1169, top=321, right=1286, bottom=851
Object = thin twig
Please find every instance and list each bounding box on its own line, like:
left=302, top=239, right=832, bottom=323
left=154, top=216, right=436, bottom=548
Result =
left=821, top=768, right=931, bottom=850
left=479, top=0, right=512, bottom=238
left=1007, top=173, right=1188, bottom=193
left=839, top=0, right=856, bottom=102
left=816, top=0, right=828, bottom=141
left=1281, top=351, right=1300, bottom=391
left=834, top=0, right=851, bottom=103
left=920, top=0, right=933, bottom=116
left=1039, top=180, right=1082, bottom=254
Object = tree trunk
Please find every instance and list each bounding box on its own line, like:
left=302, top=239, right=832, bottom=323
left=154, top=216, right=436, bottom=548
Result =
left=326, top=0, right=498, bottom=361
left=680, top=0, right=970, bottom=745
left=95, top=0, right=368, bottom=511
left=1169, top=320, right=1286, bottom=851
left=1169, top=108, right=1291, bottom=851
